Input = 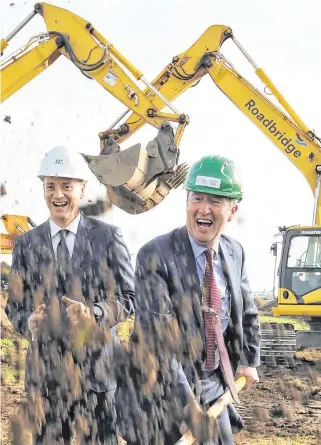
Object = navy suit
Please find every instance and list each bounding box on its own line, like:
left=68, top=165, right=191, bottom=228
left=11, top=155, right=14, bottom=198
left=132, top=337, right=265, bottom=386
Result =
left=6, top=214, right=135, bottom=444
left=119, top=226, right=260, bottom=444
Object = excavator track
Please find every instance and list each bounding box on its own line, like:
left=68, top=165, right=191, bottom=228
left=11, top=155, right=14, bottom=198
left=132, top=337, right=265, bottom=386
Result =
left=260, top=323, right=297, bottom=368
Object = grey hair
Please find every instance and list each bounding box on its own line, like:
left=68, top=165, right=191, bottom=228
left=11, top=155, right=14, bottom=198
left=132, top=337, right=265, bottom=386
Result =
left=187, top=190, right=238, bottom=208
left=229, top=198, right=238, bottom=208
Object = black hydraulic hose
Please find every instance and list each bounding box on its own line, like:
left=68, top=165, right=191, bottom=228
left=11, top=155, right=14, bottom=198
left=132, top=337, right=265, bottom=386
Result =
left=48, top=31, right=106, bottom=70
left=172, top=66, right=195, bottom=80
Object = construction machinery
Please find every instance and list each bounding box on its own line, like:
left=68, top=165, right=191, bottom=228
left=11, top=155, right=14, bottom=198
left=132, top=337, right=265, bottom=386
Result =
left=1, top=214, right=36, bottom=254
left=0, top=212, right=36, bottom=292
left=1, top=2, right=190, bottom=215
left=1, top=3, right=321, bottom=350
left=0, top=182, right=36, bottom=289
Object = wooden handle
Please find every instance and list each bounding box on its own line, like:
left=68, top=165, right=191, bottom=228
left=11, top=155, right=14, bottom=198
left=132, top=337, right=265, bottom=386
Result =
left=175, top=376, right=247, bottom=445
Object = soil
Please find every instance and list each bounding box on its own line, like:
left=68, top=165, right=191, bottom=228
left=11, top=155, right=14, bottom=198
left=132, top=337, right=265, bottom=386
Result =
left=1, top=322, right=321, bottom=444
left=235, top=361, right=321, bottom=444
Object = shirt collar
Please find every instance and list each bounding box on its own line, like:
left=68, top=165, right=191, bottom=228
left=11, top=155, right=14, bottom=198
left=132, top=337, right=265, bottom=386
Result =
left=188, top=234, right=220, bottom=259
left=49, top=212, right=81, bottom=239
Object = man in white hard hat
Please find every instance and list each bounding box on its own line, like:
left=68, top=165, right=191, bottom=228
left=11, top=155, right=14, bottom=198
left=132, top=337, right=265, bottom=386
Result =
left=7, top=145, right=135, bottom=445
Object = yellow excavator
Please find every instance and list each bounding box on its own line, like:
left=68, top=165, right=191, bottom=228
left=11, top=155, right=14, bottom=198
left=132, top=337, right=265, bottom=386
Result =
left=1, top=214, right=36, bottom=254
left=1, top=3, right=321, bottom=352
left=0, top=206, right=36, bottom=290
left=0, top=214, right=36, bottom=291
left=0, top=184, right=37, bottom=256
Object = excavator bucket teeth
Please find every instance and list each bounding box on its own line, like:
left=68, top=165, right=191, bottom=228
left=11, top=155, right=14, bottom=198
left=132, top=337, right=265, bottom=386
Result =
left=166, top=162, right=189, bottom=189
left=105, top=163, right=189, bottom=214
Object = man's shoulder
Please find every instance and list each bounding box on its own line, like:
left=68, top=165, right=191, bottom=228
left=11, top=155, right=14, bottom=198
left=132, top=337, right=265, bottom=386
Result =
left=221, top=234, right=244, bottom=256
left=15, top=221, right=48, bottom=243
left=83, top=215, right=119, bottom=234
left=138, top=226, right=184, bottom=255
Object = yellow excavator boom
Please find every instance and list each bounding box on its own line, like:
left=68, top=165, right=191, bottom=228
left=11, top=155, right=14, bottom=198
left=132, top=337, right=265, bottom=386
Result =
left=120, top=26, right=321, bottom=219
left=1, top=3, right=320, bottom=219
left=1, top=2, right=190, bottom=214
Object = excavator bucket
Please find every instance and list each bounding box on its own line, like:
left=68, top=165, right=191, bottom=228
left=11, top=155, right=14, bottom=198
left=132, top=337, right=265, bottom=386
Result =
left=82, top=126, right=189, bottom=214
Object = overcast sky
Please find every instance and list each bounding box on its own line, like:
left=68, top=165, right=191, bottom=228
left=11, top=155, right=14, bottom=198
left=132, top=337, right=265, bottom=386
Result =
left=1, top=0, right=320, bottom=290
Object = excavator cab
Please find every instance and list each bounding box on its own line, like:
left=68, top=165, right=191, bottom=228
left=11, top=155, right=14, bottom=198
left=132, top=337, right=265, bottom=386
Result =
left=273, top=226, right=321, bottom=315
left=272, top=226, right=321, bottom=349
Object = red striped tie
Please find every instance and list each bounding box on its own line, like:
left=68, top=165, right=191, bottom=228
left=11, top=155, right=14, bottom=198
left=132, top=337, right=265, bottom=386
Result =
left=203, top=249, right=240, bottom=404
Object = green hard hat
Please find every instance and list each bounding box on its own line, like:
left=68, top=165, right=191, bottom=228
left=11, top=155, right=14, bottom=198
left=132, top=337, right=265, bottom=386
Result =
left=185, top=155, right=243, bottom=200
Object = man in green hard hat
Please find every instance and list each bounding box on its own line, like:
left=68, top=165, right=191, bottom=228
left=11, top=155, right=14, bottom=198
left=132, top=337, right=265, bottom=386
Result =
left=125, top=155, right=261, bottom=444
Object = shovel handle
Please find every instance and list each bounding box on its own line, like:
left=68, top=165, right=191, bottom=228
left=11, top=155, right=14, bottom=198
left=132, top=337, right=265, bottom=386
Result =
left=175, top=376, right=247, bottom=445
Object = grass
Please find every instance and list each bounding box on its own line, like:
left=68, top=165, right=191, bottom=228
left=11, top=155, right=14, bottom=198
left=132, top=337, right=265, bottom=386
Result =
left=1, top=363, right=24, bottom=384
left=0, top=339, right=27, bottom=385
left=0, top=338, right=28, bottom=352
left=117, top=316, right=135, bottom=342
left=242, top=439, right=317, bottom=445
left=259, top=314, right=310, bottom=331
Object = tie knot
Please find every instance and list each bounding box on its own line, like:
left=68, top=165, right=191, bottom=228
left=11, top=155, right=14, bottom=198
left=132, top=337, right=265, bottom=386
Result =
left=205, top=249, right=213, bottom=262
left=59, top=229, right=69, bottom=241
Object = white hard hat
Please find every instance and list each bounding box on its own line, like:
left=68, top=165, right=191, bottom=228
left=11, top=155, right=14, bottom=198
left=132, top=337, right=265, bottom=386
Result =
left=38, top=145, right=89, bottom=181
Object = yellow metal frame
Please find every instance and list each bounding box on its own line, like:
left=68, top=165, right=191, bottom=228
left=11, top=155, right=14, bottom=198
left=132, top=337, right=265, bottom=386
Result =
left=1, top=2, right=187, bottom=145
left=0, top=233, right=14, bottom=254
left=273, top=302, right=321, bottom=317
left=1, top=37, right=60, bottom=102
left=0, top=214, right=35, bottom=254
left=119, top=27, right=321, bottom=223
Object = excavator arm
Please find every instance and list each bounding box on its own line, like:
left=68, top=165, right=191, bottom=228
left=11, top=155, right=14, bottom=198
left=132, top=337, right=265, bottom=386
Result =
left=119, top=26, right=321, bottom=221
left=1, top=2, right=190, bottom=214
left=2, top=4, right=321, bottom=218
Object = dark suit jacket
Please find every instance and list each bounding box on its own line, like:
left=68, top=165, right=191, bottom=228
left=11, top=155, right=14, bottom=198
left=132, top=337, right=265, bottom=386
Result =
left=133, top=226, right=260, bottom=412
left=6, top=213, right=135, bottom=393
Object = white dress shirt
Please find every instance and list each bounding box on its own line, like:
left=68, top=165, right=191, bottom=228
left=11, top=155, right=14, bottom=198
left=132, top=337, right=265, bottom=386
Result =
left=49, top=212, right=81, bottom=258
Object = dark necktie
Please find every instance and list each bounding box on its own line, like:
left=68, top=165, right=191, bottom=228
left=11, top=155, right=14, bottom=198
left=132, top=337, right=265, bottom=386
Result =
left=56, top=229, right=71, bottom=296
left=203, top=249, right=240, bottom=404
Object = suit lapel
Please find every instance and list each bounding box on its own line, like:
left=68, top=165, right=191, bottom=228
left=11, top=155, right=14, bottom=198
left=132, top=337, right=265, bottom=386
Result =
left=219, top=237, right=242, bottom=326
left=173, top=226, right=203, bottom=329
left=173, top=226, right=200, bottom=294
left=36, top=220, right=56, bottom=263
left=71, top=214, right=95, bottom=270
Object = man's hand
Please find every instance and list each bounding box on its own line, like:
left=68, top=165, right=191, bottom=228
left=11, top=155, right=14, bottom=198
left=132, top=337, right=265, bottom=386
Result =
left=28, top=304, right=46, bottom=335
left=235, top=366, right=259, bottom=390
left=62, top=296, right=91, bottom=327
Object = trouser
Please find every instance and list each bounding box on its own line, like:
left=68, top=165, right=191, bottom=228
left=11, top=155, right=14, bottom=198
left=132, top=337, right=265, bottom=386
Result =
left=122, top=366, right=235, bottom=445
left=122, top=396, right=234, bottom=445
left=32, top=389, right=118, bottom=445
left=160, top=402, right=233, bottom=445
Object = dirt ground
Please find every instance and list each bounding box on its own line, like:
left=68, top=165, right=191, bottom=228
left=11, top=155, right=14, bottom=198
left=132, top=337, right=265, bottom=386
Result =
left=1, top=320, right=321, bottom=445
left=235, top=358, right=321, bottom=444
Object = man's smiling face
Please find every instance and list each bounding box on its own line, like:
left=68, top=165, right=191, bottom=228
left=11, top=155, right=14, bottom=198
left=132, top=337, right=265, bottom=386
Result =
left=186, top=191, right=238, bottom=247
left=44, top=177, right=85, bottom=227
